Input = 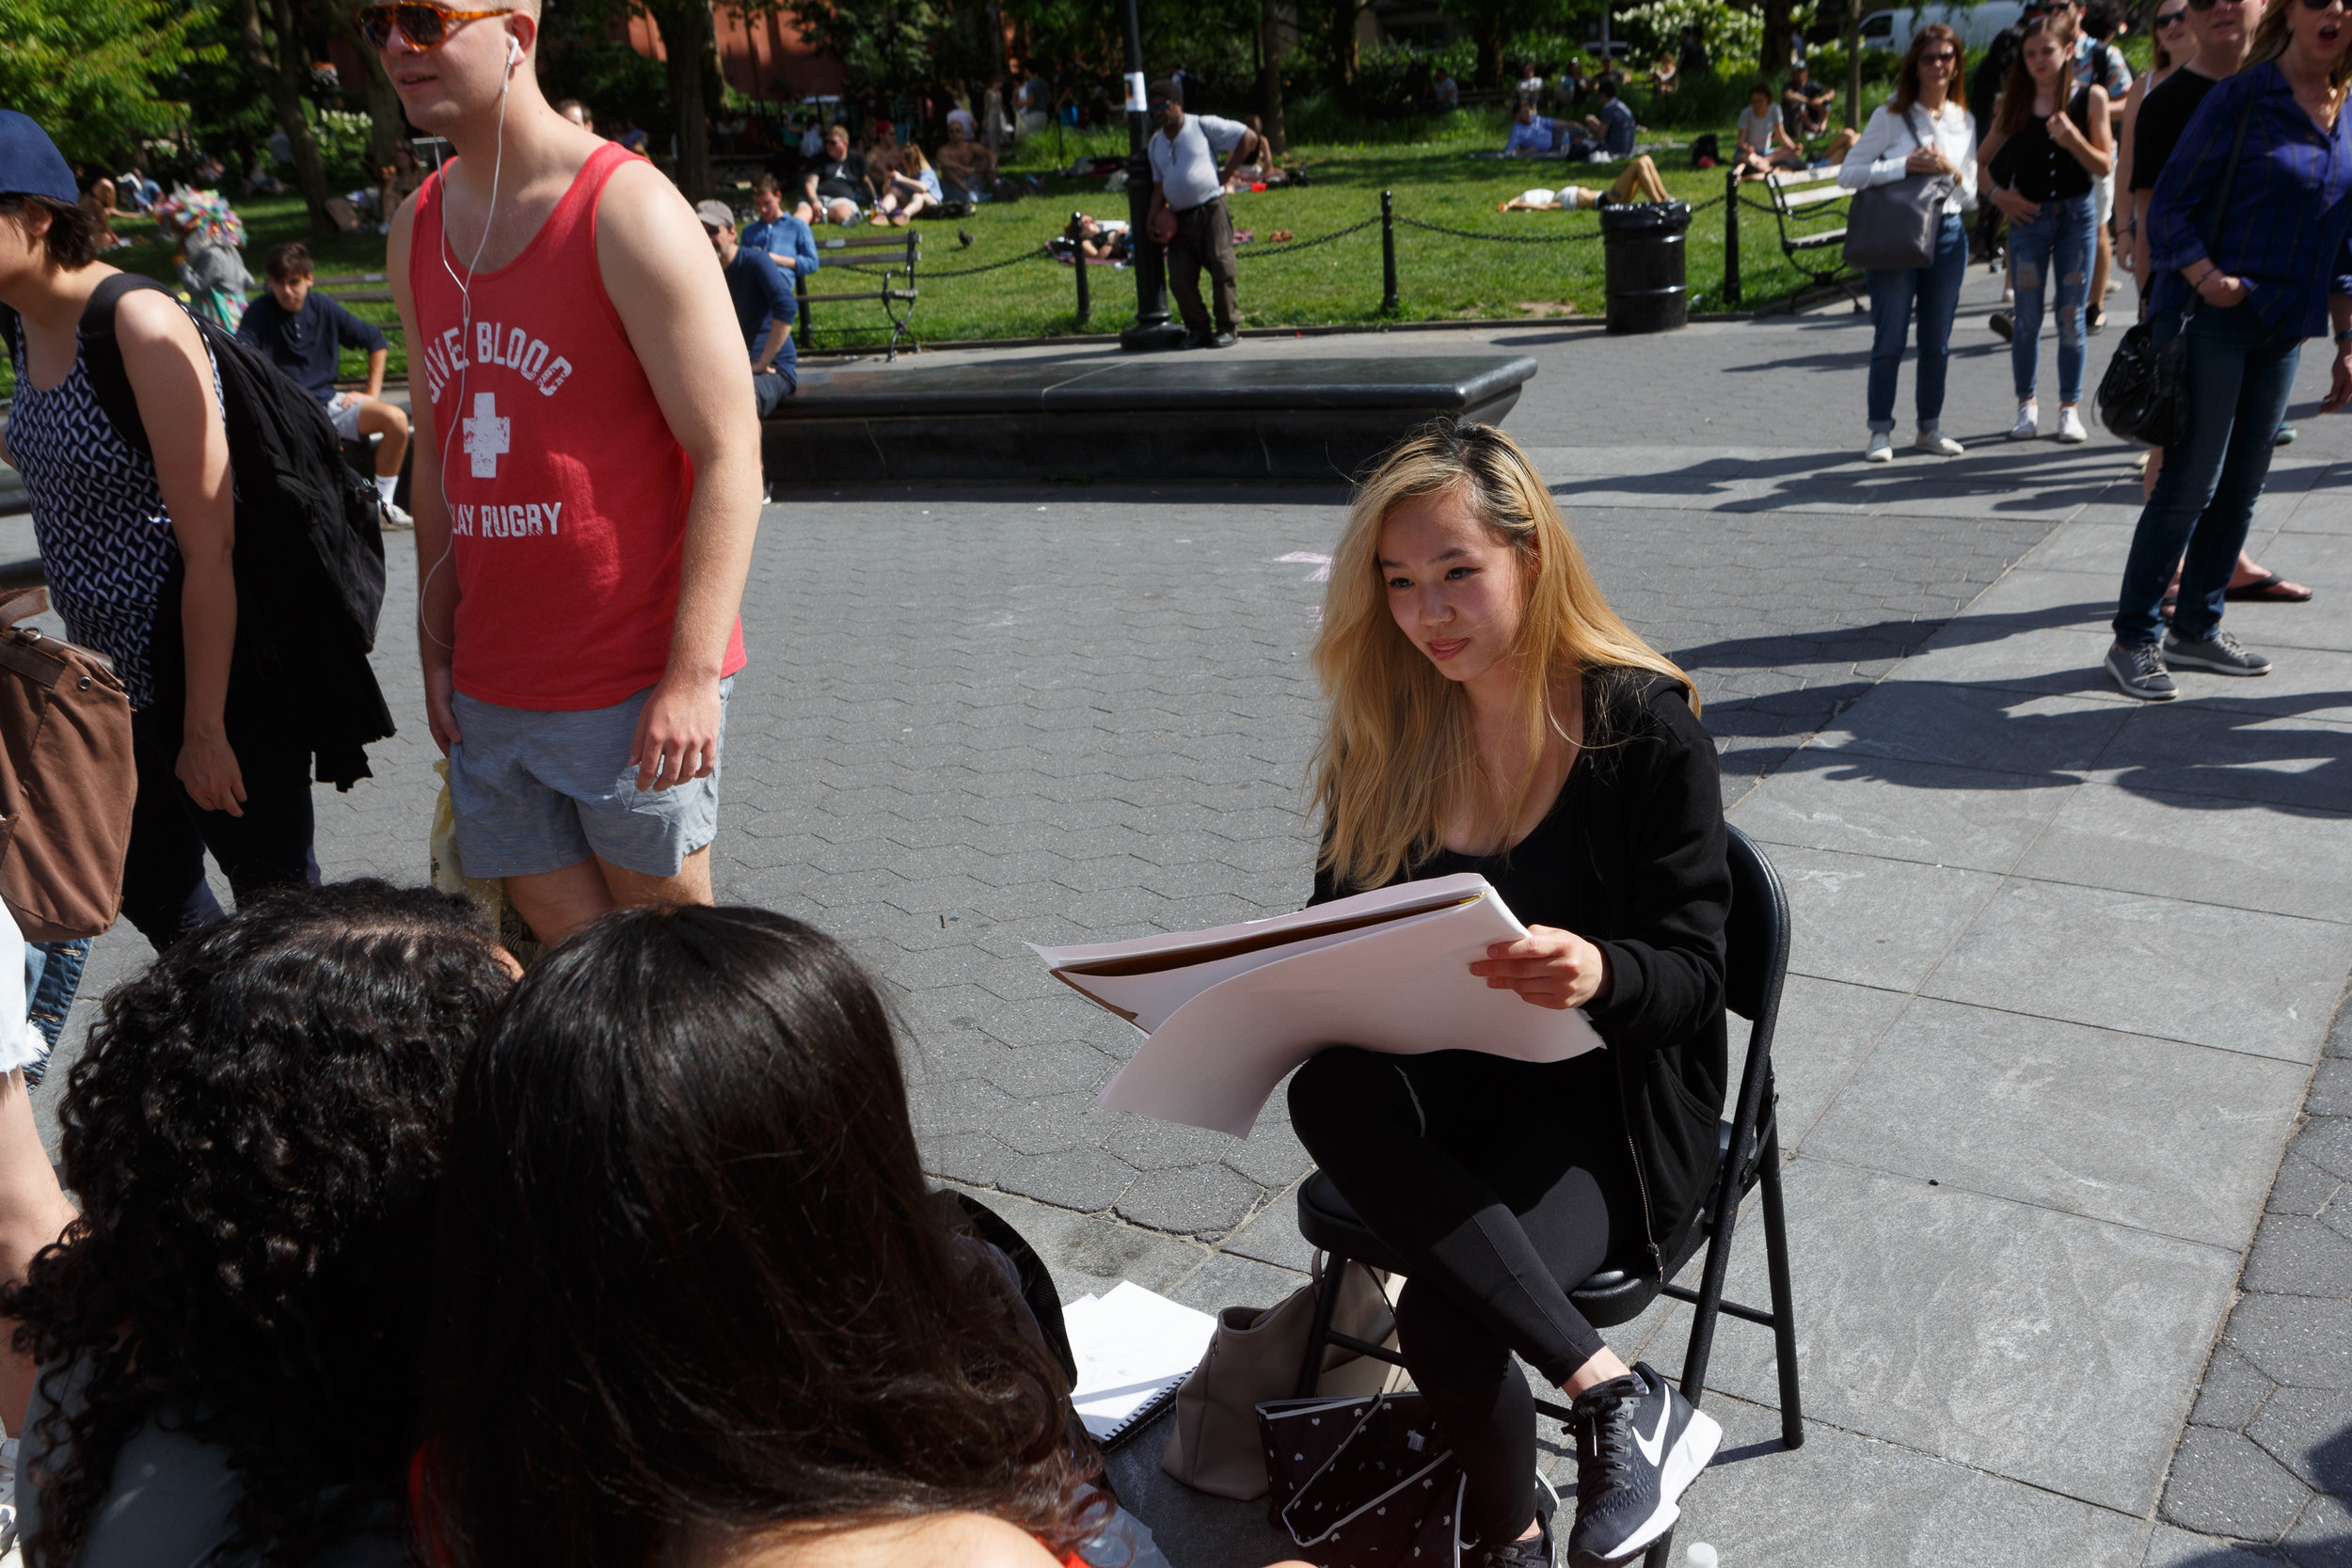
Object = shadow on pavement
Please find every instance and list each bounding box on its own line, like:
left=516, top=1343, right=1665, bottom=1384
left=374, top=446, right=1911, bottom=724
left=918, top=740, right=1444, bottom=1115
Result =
left=1547, top=443, right=2121, bottom=515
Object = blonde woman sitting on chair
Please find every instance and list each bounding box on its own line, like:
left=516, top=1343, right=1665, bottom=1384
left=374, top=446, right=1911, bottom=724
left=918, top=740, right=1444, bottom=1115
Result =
left=1287, top=422, right=1728, bottom=1568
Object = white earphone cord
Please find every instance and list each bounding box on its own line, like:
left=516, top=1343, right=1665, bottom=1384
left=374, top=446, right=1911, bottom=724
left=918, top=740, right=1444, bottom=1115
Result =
left=419, top=39, right=517, bottom=652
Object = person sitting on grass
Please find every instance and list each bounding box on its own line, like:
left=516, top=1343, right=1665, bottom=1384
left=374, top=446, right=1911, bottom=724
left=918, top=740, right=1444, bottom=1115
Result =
left=1, top=882, right=516, bottom=1568
left=1581, top=75, right=1640, bottom=159
left=874, top=143, right=943, bottom=226
left=236, top=241, right=413, bottom=528
left=412, top=904, right=1321, bottom=1568
left=1503, top=101, right=1565, bottom=155
left=1735, top=82, right=1808, bottom=177
left=862, top=119, right=904, bottom=186
left=1786, top=61, right=1836, bottom=137
left=1497, top=154, right=1672, bottom=210
left=795, top=124, right=866, bottom=227
left=1649, top=54, right=1680, bottom=94
left=936, top=118, right=999, bottom=203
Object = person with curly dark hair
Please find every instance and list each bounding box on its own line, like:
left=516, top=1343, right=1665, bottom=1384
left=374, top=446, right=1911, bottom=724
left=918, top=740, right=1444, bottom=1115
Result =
left=1, top=880, right=516, bottom=1568
left=420, top=907, right=1292, bottom=1568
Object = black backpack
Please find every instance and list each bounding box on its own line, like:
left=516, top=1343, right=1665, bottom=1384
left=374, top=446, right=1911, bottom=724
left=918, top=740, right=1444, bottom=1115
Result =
left=1690, top=133, right=1721, bottom=168
left=38, top=274, right=394, bottom=788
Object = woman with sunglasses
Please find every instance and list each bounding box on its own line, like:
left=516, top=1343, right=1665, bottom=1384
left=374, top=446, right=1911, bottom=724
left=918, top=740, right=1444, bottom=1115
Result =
left=1839, top=24, right=1977, bottom=463
left=1979, top=12, right=2113, bottom=443
left=2107, top=0, right=2352, bottom=699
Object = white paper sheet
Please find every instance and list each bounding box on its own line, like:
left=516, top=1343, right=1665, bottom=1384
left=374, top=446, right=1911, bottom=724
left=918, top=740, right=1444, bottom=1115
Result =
left=1036, top=875, right=1605, bottom=1139
left=1061, top=1281, right=1217, bottom=1441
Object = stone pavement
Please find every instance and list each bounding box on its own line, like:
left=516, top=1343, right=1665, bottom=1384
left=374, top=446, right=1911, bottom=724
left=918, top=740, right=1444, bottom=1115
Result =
left=23, top=262, right=2352, bottom=1565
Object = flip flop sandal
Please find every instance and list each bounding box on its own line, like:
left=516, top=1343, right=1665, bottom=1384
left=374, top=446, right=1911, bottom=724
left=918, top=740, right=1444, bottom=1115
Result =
left=2225, top=572, right=2313, bottom=603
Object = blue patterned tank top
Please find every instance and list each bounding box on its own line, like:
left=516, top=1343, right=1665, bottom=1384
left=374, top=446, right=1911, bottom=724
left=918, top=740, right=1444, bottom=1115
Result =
left=5, top=303, right=221, bottom=710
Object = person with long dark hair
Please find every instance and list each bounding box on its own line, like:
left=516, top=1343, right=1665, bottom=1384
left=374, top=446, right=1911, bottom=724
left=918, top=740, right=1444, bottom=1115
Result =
left=420, top=907, right=1287, bottom=1568
left=1287, top=423, right=1728, bottom=1568
left=2106, top=0, right=2352, bottom=698
left=1841, top=24, right=1978, bottom=462
left=0, top=881, right=516, bottom=1568
left=1980, top=12, right=2115, bottom=442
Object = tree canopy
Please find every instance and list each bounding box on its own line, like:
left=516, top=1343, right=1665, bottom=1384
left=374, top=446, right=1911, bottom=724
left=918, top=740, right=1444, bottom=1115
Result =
left=0, top=0, right=223, bottom=166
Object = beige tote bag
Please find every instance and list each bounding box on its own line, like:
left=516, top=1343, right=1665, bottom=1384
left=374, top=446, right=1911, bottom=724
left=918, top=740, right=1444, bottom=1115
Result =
left=1161, top=1255, right=1413, bottom=1500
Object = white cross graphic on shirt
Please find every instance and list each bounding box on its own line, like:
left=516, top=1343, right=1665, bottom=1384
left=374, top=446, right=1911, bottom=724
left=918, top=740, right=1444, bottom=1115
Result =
left=462, top=391, right=510, bottom=479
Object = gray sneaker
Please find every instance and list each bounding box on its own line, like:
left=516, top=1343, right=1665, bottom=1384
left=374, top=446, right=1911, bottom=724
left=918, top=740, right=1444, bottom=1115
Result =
left=2106, top=641, right=2178, bottom=701
left=2164, top=628, right=2272, bottom=676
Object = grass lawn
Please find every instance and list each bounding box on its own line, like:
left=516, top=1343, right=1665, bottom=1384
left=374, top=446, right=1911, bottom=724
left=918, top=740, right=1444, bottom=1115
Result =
left=3, top=102, right=1883, bottom=393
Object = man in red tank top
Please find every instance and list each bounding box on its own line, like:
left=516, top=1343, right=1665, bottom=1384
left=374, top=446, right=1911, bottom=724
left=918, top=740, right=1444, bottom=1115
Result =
left=380, top=0, right=762, bottom=944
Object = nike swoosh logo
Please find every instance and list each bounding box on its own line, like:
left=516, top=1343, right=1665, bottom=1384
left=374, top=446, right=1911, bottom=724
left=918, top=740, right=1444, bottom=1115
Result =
left=1634, top=1398, right=1671, bottom=1467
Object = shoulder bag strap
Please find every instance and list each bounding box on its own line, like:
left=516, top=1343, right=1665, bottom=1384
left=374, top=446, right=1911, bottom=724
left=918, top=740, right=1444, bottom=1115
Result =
left=76, top=272, right=175, bottom=460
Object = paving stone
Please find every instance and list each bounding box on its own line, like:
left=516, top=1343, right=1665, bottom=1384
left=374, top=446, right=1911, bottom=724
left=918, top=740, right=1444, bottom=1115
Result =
left=1768, top=847, right=2005, bottom=992
left=1805, top=1000, right=2305, bottom=1248
left=1114, top=1162, right=1263, bottom=1238
left=2314, top=1060, right=2352, bottom=1116
left=2248, top=1385, right=2352, bottom=1496
left=1164, top=1249, right=1311, bottom=1318
left=2246, top=1214, right=2352, bottom=1300
left=1923, top=879, right=2352, bottom=1065
left=941, top=1184, right=1206, bottom=1305
left=2227, top=1294, right=2352, bottom=1392
left=2281, top=1489, right=2352, bottom=1568
left=2193, top=1345, right=2281, bottom=1432
left=2270, top=1151, right=2349, bottom=1220
left=1222, top=1191, right=1316, bottom=1273
left=2020, top=784, right=2352, bottom=926
left=2141, top=1523, right=2294, bottom=1567
left=2162, top=1426, right=2312, bottom=1541
left=1729, top=754, right=2077, bottom=875
left=1672, top=1393, right=2150, bottom=1568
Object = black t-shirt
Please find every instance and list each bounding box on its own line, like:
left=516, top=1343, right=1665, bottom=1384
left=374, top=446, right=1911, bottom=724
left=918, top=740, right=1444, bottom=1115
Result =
left=2132, top=67, right=2219, bottom=191
left=815, top=150, right=866, bottom=202
left=1992, top=86, right=2098, bottom=201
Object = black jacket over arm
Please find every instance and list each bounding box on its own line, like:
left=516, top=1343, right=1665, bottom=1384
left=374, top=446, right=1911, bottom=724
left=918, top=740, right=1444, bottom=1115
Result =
left=1311, top=667, right=1731, bottom=1273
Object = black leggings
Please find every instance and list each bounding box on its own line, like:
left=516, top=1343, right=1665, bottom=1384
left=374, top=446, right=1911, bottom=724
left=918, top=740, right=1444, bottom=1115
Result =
left=1289, top=1046, right=1636, bottom=1546
left=120, top=705, right=320, bottom=950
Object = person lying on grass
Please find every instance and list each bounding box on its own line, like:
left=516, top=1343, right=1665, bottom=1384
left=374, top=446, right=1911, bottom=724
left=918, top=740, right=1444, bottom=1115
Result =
left=1498, top=154, right=1671, bottom=211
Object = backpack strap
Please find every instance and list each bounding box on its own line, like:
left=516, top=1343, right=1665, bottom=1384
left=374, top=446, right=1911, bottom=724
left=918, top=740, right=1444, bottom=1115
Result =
left=77, top=272, right=177, bottom=462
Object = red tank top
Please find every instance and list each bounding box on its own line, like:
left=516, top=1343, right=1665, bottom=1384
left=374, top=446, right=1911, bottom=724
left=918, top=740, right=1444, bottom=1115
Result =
left=411, top=141, right=747, bottom=710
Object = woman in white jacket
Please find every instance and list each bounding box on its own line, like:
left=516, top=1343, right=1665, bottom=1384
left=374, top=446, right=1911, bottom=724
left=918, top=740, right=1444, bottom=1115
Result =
left=1839, top=24, right=1979, bottom=462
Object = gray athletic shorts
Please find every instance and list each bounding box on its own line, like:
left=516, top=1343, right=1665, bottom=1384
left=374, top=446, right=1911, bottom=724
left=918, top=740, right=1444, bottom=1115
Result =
left=447, top=677, right=730, bottom=879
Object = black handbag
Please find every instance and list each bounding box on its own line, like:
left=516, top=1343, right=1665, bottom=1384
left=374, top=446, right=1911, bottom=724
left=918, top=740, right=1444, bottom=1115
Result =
left=2095, top=94, right=2258, bottom=446
left=1259, top=1391, right=1469, bottom=1567
left=1843, top=107, right=1955, bottom=270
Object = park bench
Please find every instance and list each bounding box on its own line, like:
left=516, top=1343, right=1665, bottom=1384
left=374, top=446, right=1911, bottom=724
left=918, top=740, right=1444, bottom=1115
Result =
left=762, top=354, right=1536, bottom=483
left=1762, top=166, right=1860, bottom=309
left=797, top=229, right=920, bottom=358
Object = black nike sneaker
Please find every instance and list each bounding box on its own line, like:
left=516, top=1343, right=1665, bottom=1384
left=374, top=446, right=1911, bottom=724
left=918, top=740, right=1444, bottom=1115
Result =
left=1564, top=1363, right=1722, bottom=1566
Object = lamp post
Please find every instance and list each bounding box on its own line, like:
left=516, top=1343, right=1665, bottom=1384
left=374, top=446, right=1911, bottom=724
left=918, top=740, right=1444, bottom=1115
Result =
left=1118, top=0, right=1188, bottom=350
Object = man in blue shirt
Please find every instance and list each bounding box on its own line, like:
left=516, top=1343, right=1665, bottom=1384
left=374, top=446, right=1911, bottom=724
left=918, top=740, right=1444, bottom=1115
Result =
left=739, top=175, right=820, bottom=282
left=698, top=201, right=798, bottom=420
left=1503, top=102, right=1563, bottom=155
left=1583, top=77, right=1640, bottom=159
left=235, top=242, right=411, bottom=527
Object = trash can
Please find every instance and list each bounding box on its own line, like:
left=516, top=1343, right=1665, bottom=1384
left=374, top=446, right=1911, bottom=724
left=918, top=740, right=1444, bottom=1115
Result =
left=1600, top=200, right=1692, bottom=335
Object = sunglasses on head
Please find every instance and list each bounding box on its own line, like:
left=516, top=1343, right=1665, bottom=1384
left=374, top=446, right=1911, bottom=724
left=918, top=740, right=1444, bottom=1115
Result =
left=355, top=3, right=511, bottom=50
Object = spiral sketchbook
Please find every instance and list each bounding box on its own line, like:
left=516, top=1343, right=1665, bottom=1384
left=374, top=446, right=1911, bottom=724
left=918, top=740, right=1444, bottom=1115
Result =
left=1062, top=1281, right=1217, bottom=1447
left=1032, top=873, right=1603, bottom=1138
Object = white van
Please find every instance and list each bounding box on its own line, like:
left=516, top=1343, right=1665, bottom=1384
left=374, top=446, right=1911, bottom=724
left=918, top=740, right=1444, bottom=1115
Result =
left=1859, top=1, right=2025, bottom=54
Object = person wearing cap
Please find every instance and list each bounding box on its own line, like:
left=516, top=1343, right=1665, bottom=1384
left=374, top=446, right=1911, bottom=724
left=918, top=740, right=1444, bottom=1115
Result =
left=700, top=199, right=798, bottom=419
left=0, top=110, right=317, bottom=961
left=1145, top=79, right=1259, bottom=349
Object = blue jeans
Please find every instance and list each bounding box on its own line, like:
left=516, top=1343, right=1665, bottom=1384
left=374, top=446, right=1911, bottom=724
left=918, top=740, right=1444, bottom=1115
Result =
left=1865, top=213, right=1968, bottom=433
left=22, top=938, right=88, bottom=1086
left=2112, top=302, right=2302, bottom=646
left=2007, top=195, right=2095, bottom=404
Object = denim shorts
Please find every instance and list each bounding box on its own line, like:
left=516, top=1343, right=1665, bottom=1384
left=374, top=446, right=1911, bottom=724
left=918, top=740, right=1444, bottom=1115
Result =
left=448, top=678, right=730, bottom=879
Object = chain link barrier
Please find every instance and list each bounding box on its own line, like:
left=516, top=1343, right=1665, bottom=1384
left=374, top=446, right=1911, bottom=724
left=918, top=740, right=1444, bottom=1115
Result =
left=1233, top=214, right=1382, bottom=261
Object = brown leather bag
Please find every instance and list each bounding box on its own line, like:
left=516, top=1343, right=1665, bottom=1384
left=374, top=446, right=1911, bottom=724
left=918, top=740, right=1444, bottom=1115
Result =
left=0, top=589, right=135, bottom=941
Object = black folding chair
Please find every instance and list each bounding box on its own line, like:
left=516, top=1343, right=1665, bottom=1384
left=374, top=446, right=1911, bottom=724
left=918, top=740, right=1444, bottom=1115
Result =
left=1290, top=823, right=1803, bottom=1567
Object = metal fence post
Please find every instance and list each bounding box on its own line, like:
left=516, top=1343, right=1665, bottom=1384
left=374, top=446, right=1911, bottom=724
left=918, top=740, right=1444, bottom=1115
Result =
left=1071, top=211, right=1091, bottom=327
left=1723, top=167, right=1741, bottom=308
left=1380, top=190, right=1399, bottom=315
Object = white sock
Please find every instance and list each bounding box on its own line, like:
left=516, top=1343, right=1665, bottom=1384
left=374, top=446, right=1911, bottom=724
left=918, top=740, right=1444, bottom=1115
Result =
left=374, top=472, right=397, bottom=503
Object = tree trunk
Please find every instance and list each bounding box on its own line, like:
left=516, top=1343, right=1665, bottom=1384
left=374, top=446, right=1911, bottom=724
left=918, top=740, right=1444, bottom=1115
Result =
left=333, top=7, right=408, bottom=178
left=1259, top=0, right=1287, bottom=157
left=236, top=0, right=336, bottom=235
left=646, top=0, right=717, bottom=198
left=1473, top=9, right=1503, bottom=90
left=1760, top=0, right=1792, bottom=80
left=1843, top=0, right=1863, bottom=128
left=1327, top=0, right=1358, bottom=93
